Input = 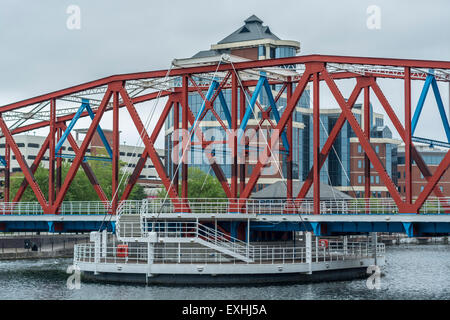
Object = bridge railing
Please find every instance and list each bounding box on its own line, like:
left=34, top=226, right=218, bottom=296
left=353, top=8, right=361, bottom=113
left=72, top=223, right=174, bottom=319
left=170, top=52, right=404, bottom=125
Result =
left=138, top=197, right=450, bottom=215
left=1, top=197, right=449, bottom=216
left=0, top=201, right=112, bottom=215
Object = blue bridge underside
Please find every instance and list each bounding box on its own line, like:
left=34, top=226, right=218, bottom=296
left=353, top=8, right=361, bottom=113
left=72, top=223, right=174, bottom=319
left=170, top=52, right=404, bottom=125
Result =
left=1, top=220, right=449, bottom=238
left=0, top=221, right=115, bottom=233
left=248, top=221, right=450, bottom=237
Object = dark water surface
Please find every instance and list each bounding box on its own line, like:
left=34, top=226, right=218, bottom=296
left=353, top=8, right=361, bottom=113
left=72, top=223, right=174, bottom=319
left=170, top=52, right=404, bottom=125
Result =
left=0, top=244, right=449, bottom=300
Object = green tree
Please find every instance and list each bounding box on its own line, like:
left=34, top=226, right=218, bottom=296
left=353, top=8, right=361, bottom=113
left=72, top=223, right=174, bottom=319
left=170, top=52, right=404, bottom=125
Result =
left=10, top=165, right=51, bottom=202
left=158, top=167, right=226, bottom=199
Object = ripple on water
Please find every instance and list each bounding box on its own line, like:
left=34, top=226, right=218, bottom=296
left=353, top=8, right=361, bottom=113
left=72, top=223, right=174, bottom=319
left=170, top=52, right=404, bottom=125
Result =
left=0, top=245, right=449, bottom=300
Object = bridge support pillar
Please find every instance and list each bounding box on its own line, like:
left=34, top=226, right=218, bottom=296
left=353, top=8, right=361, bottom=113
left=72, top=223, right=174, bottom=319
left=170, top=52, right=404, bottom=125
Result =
left=343, top=236, right=348, bottom=255
left=371, top=232, right=378, bottom=266
left=305, top=232, right=312, bottom=274
left=102, top=229, right=107, bottom=258
left=90, top=231, right=101, bottom=274
left=147, top=242, right=154, bottom=264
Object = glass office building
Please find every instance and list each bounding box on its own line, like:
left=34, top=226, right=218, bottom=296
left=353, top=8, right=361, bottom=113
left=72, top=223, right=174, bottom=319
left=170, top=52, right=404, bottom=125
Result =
left=164, top=15, right=398, bottom=195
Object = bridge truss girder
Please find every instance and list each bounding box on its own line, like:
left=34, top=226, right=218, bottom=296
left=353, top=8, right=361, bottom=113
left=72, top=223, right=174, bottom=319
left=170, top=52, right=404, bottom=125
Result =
left=0, top=55, right=449, bottom=215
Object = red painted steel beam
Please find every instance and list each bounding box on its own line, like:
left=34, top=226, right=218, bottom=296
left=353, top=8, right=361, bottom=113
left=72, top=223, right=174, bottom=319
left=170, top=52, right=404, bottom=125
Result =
left=411, top=147, right=450, bottom=211
left=112, top=90, right=120, bottom=214
left=181, top=75, right=189, bottom=200
left=3, top=77, right=329, bottom=138
left=187, top=76, right=207, bottom=101
left=48, top=99, right=56, bottom=207
left=414, top=150, right=450, bottom=211
left=120, top=98, right=174, bottom=202
left=370, top=79, right=449, bottom=206
left=322, top=70, right=404, bottom=208
left=239, top=68, right=312, bottom=201
left=209, top=107, right=229, bottom=132
left=119, top=151, right=149, bottom=202
left=286, top=78, right=293, bottom=200
left=4, top=71, right=426, bottom=139
left=173, top=100, right=179, bottom=195
left=52, top=85, right=114, bottom=213
left=179, top=94, right=233, bottom=199
left=3, top=55, right=450, bottom=113
left=120, top=87, right=182, bottom=207
left=210, top=72, right=232, bottom=104
left=364, top=85, right=371, bottom=207
left=12, top=135, right=50, bottom=203
left=244, top=87, right=266, bottom=114
left=0, top=116, right=48, bottom=210
left=313, top=70, right=321, bottom=214
left=274, top=83, right=287, bottom=103
left=370, top=80, right=406, bottom=141
left=60, top=123, right=110, bottom=204
left=231, top=72, right=238, bottom=198
left=239, top=86, right=246, bottom=195
left=296, top=82, right=363, bottom=200
left=5, top=91, right=172, bottom=138
left=56, top=127, right=62, bottom=196
left=404, top=67, right=413, bottom=208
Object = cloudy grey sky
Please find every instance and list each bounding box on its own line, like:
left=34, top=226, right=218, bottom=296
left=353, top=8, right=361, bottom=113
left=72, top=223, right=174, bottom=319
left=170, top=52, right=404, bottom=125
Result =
left=0, top=0, right=449, bottom=147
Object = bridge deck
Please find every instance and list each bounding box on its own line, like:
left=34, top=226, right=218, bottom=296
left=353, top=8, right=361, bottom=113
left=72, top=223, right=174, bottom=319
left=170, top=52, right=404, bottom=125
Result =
left=0, top=200, right=449, bottom=236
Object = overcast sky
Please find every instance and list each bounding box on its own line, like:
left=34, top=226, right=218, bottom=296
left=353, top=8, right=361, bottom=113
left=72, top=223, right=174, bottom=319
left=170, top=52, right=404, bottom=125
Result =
left=0, top=0, right=449, bottom=147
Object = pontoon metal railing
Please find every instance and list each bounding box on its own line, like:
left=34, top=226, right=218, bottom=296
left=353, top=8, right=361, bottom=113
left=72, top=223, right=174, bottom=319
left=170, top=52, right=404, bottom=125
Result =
left=117, top=221, right=253, bottom=258
left=74, top=241, right=384, bottom=265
